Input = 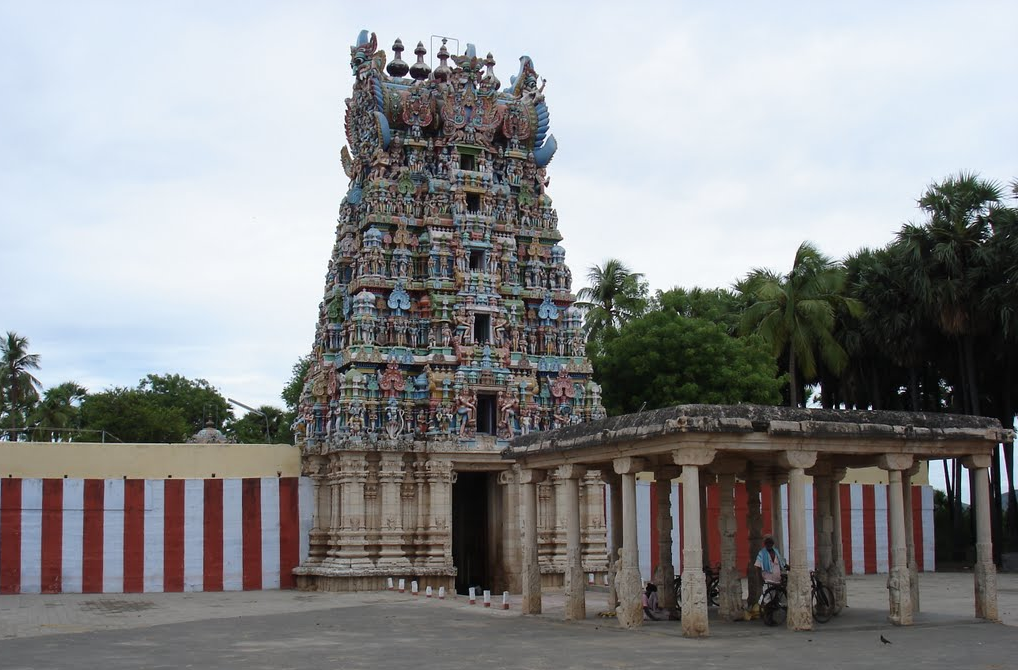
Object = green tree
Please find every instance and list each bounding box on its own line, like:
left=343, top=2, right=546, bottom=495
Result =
left=0, top=331, right=42, bottom=433
left=593, top=311, right=783, bottom=416
left=737, top=242, right=860, bottom=407
left=138, top=373, right=232, bottom=434
left=229, top=405, right=291, bottom=444
left=575, top=259, right=649, bottom=353
left=282, top=355, right=312, bottom=412
left=28, top=381, right=87, bottom=441
left=655, top=286, right=744, bottom=335
left=79, top=387, right=191, bottom=443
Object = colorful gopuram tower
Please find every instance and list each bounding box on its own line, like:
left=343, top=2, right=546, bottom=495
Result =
left=293, top=30, right=606, bottom=593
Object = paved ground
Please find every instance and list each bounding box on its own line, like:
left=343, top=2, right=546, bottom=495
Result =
left=1, top=573, right=1016, bottom=668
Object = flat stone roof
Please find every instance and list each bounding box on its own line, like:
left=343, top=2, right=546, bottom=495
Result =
left=504, top=405, right=1011, bottom=461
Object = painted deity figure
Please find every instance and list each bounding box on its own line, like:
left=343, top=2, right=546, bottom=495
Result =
left=455, top=389, right=476, bottom=437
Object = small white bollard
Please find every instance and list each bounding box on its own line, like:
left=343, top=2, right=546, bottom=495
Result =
left=468, top=587, right=476, bottom=605
left=588, top=573, right=595, bottom=585
left=438, top=587, right=446, bottom=600
left=426, top=586, right=433, bottom=598
left=483, top=590, right=491, bottom=608
left=411, top=580, right=419, bottom=596
left=398, top=578, right=406, bottom=593
left=502, top=591, right=510, bottom=610
left=387, top=577, right=394, bottom=591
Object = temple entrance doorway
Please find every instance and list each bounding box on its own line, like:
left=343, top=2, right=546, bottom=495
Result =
left=452, top=471, right=493, bottom=595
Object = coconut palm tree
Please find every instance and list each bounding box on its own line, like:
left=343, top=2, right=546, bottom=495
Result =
left=575, top=259, right=648, bottom=352
left=29, top=381, right=88, bottom=441
left=737, top=242, right=860, bottom=407
left=0, top=331, right=42, bottom=433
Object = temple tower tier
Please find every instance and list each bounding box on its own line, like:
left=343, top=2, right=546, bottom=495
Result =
left=293, top=29, right=606, bottom=593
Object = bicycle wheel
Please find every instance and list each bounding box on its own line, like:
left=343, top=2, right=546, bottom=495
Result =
left=764, top=590, right=787, bottom=626
left=812, top=585, right=835, bottom=623
left=708, top=578, right=719, bottom=607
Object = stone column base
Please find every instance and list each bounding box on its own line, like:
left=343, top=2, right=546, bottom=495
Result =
left=615, top=566, right=643, bottom=629
left=293, top=564, right=456, bottom=593
left=974, top=560, right=999, bottom=621
left=786, top=569, right=813, bottom=631
left=887, top=566, right=913, bottom=625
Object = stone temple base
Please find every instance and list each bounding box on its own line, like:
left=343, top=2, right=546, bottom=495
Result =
left=294, top=565, right=457, bottom=593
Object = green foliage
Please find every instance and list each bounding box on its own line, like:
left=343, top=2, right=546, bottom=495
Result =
left=138, top=373, right=233, bottom=434
left=737, top=242, right=861, bottom=407
left=593, top=311, right=783, bottom=416
left=575, top=259, right=649, bottom=354
left=80, top=387, right=192, bottom=443
left=228, top=405, right=292, bottom=444
left=281, top=355, right=312, bottom=412
left=655, top=286, right=744, bottom=335
left=28, top=381, right=87, bottom=441
left=0, top=331, right=42, bottom=430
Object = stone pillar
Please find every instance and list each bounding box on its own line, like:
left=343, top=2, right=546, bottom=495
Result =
left=612, top=457, right=646, bottom=629
left=581, top=471, right=606, bottom=578
left=744, top=468, right=763, bottom=607
left=699, top=476, right=710, bottom=569
left=602, top=471, right=623, bottom=612
left=963, top=455, right=998, bottom=621
left=713, top=460, right=746, bottom=621
left=674, top=447, right=716, bottom=638
left=377, top=456, right=407, bottom=567
left=810, top=469, right=833, bottom=586
left=653, top=466, right=680, bottom=611
left=770, top=480, right=785, bottom=548
left=305, top=456, right=329, bottom=565
left=560, top=464, right=588, bottom=621
left=879, top=454, right=914, bottom=625
left=780, top=450, right=817, bottom=631
left=500, top=470, right=523, bottom=592
left=902, top=464, right=920, bottom=613
left=326, top=455, right=342, bottom=563
left=520, top=468, right=546, bottom=615
left=425, top=459, right=455, bottom=567
left=339, top=453, right=371, bottom=568
left=828, top=468, right=848, bottom=613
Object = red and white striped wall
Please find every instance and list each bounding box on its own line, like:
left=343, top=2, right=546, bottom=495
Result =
left=0, top=478, right=312, bottom=594
left=606, top=481, right=934, bottom=580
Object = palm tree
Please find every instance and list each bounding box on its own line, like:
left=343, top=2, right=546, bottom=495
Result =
left=0, top=331, right=42, bottom=433
left=575, top=259, right=648, bottom=348
left=29, top=382, right=88, bottom=441
left=737, top=242, right=860, bottom=407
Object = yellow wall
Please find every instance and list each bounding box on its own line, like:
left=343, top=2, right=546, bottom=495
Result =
left=0, top=442, right=301, bottom=479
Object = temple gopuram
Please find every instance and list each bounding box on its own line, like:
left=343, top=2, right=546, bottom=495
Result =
left=293, top=30, right=607, bottom=594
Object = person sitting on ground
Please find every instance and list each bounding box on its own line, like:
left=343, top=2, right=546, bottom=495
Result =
left=754, top=534, right=785, bottom=603
left=642, top=582, right=662, bottom=620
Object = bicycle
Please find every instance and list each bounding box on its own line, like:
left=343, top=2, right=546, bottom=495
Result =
left=671, top=565, right=721, bottom=618
left=810, top=571, right=835, bottom=623
left=760, top=574, right=788, bottom=626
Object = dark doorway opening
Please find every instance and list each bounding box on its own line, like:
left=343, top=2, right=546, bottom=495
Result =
left=452, top=471, right=490, bottom=594
left=474, top=313, right=491, bottom=343
left=469, top=249, right=484, bottom=271
left=476, top=394, right=496, bottom=435
left=460, top=153, right=476, bottom=171
left=467, top=193, right=480, bottom=212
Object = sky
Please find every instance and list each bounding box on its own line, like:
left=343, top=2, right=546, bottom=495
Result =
left=2, top=0, right=1016, bottom=477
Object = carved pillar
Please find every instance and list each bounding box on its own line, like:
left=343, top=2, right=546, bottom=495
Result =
left=902, top=463, right=920, bottom=613
left=377, top=456, right=407, bottom=567
left=713, top=459, right=745, bottom=622
left=520, top=468, right=546, bottom=615
left=581, top=471, right=606, bottom=576
left=426, top=459, right=455, bottom=567
left=500, top=470, right=523, bottom=592
left=809, top=466, right=833, bottom=587
left=699, top=476, right=710, bottom=569
left=602, top=471, right=623, bottom=612
left=781, top=450, right=817, bottom=631
left=612, top=457, right=646, bottom=629
left=674, top=447, right=716, bottom=638
left=653, top=466, right=680, bottom=611
left=552, top=470, right=568, bottom=572
left=560, top=464, right=587, bottom=620
left=744, top=467, right=763, bottom=607
left=305, top=456, right=328, bottom=564
left=879, top=454, right=914, bottom=626
left=829, top=467, right=847, bottom=613
left=963, top=455, right=998, bottom=621
left=338, top=453, right=370, bottom=568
